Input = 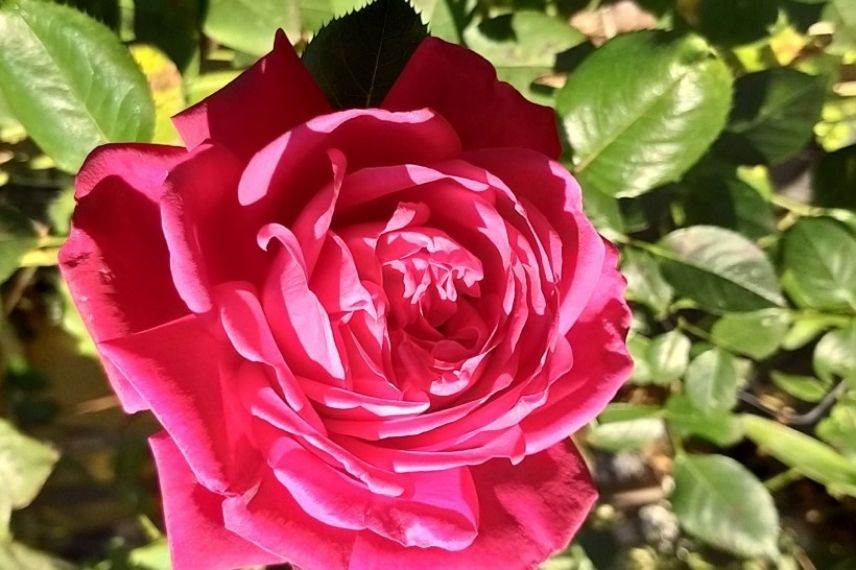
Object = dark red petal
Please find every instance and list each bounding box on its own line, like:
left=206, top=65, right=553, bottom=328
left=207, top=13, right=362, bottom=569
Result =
left=383, top=37, right=561, bottom=159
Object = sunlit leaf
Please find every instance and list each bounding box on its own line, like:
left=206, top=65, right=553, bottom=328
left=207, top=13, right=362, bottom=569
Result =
left=0, top=0, right=154, bottom=172
left=672, top=454, right=779, bottom=558
left=557, top=31, right=732, bottom=198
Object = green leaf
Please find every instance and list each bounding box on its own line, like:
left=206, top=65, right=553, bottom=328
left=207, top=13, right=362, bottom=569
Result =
left=816, top=393, right=856, bottom=459
left=782, top=218, right=856, bottom=313
left=671, top=454, right=779, bottom=558
left=813, top=325, right=856, bottom=384
left=682, top=173, right=776, bottom=240
left=204, top=0, right=368, bottom=54
left=0, top=89, right=24, bottom=142
left=0, top=540, right=73, bottom=570
left=719, top=68, right=826, bottom=165
left=0, top=203, right=38, bottom=284
left=622, top=247, right=673, bottom=319
left=743, top=414, right=856, bottom=497
left=129, top=538, right=171, bottom=570
left=302, top=0, right=428, bottom=108
left=0, top=0, right=154, bottom=172
left=812, top=144, right=856, bottom=210
left=656, top=226, right=784, bottom=312
left=0, top=419, right=59, bottom=535
left=782, top=312, right=847, bottom=350
left=599, top=402, right=664, bottom=423
left=464, top=12, right=584, bottom=102
left=133, top=0, right=200, bottom=73
left=586, top=418, right=665, bottom=452
left=556, top=31, right=732, bottom=198
left=822, top=0, right=856, bottom=55
left=710, top=308, right=791, bottom=360
left=770, top=371, right=831, bottom=403
left=666, top=395, right=744, bottom=446
left=685, top=348, right=742, bottom=413
left=648, top=330, right=691, bottom=384
left=693, top=0, right=779, bottom=45
left=185, top=71, right=242, bottom=106
left=627, top=332, right=654, bottom=385
left=411, top=0, right=472, bottom=43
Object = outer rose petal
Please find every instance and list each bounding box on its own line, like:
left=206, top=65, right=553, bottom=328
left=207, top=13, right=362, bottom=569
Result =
left=348, top=440, right=597, bottom=570
left=149, top=433, right=284, bottom=570
left=100, top=315, right=259, bottom=493
left=522, top=244, right=633, bottom=454
left=383, top=37, right=561, bottom=159
left=173, top=30, right=330, bottom=159
left=59, top=143, right=189, bottom=412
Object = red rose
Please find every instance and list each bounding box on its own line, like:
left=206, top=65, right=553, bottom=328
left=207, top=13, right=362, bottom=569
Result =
left=61, top=31, right=631, bottom=570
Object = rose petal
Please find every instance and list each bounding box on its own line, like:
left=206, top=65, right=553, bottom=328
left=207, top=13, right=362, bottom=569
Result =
left=522, top=244, right=632, bottom=454
left=222, top=470, right=355, bottom=569
left=159, top=143, right=246, bottom=313
left=173, top=30, right=330, bottom=158
left=383, top=37, right=561, bottom=159
left=59, top=144, right=190, bottom=412
left=348, top=439, right=596, bottom=570
left=101, top=314, right=257, bottom=492
left=149, top=432, right=284, bottom=570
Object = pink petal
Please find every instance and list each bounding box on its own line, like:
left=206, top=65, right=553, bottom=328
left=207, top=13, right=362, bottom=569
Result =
left=149, top=432, right=284, bottom=570
left=59, top=144, right=189, bottom=412
left=348, top=439, right=597, bottom=570
left=221, top=469, right=356, bottom=569
left=100, top=315, right=257, bottom=492
left=159, top=143, right=245, bottom=313
left=237, top=108, right=460, bottom=208
left=522, top=244, right=633, bottom=454
left=383, top=37, right=561, bottom=159
left=172, top=30, right=330, bottom=159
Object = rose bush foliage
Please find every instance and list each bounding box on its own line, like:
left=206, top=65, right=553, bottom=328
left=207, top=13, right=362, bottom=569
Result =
left=59, top=30, right=631, bottom=570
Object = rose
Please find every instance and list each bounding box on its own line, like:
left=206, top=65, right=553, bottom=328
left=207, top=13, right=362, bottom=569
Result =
left=60, top=30, right=631, bottom=570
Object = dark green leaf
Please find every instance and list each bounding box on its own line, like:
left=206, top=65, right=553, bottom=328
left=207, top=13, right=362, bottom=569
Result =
left=718, top=68, right=826, bottom=165
left=0, top=0, right=154, bottom=172
left=682, top=173, right=776, bottom=240
left=685, top=348, right=742, bottom=413
left=812, top=144, right=856, bottom=210
left=782, top=218, right=856, bottom=313
left=710, top=309, right=791, bottom=360
left=694, top=0, right=779, bottom=45
left=743, top=414, right=856, bottom=497
left=302, top=0, right=428, bottom=108
left=657, top=226, right=784, bottom=312
left=672, top=454, right=779, bottom=558
left=556, top=31, right=732, bottom=198
left=134, top=0, right=200, bottom=73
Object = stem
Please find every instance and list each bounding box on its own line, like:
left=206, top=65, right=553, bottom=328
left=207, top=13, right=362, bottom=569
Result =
left=764, top=468, right=802, bottom=493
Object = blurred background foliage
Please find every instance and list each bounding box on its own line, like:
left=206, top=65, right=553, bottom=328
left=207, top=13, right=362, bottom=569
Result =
left=0, top=0, right=855, bottom=568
